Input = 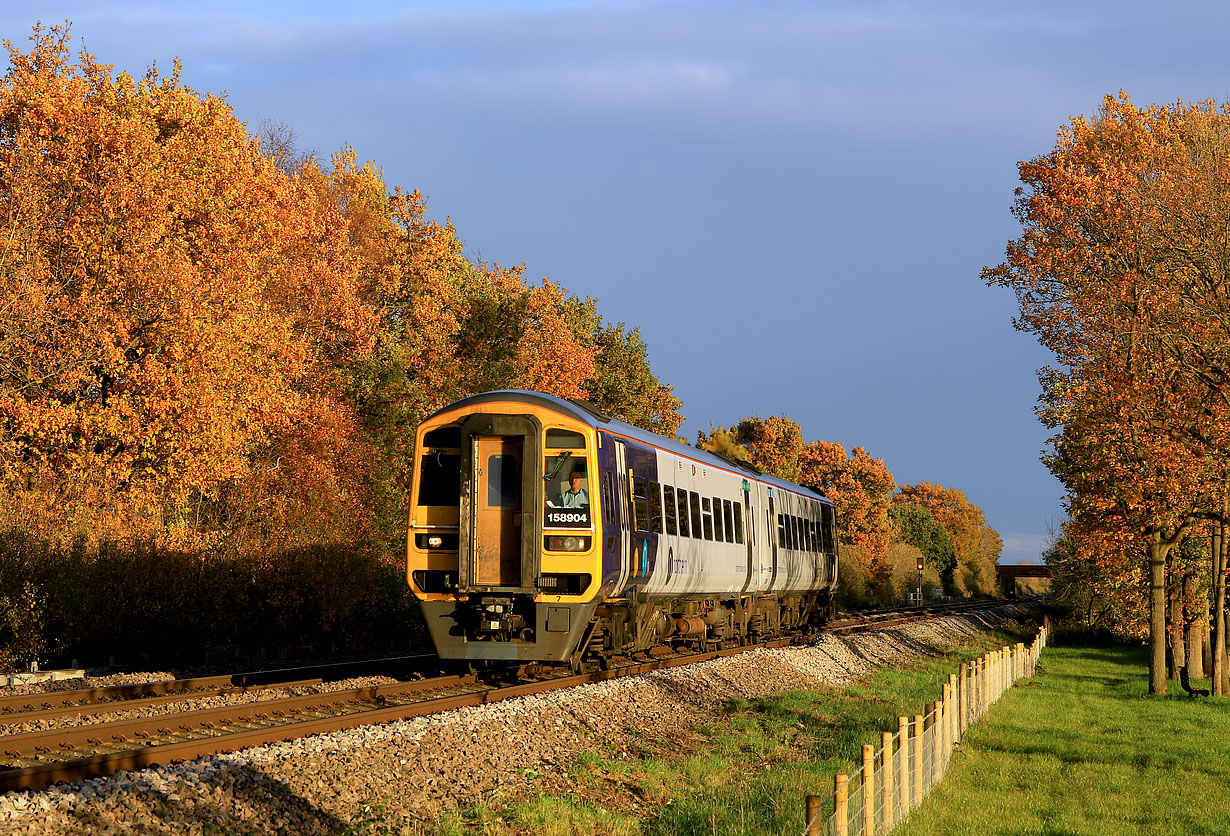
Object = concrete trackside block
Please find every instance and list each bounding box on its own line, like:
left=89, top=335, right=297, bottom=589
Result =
left=4, top=669, right=86, bottom=686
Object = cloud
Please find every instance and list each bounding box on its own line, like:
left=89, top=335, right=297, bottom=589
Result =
left=999, top=532, right=1048, bottom=565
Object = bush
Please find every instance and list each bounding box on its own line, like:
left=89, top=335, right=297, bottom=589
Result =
left=0, top=530, right=427, bottom=669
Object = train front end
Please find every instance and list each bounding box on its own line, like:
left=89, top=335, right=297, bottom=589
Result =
left=407, top=392, right=602, bottom=664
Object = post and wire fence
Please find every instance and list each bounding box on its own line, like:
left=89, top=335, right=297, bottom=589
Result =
left=802, top=622, right=1049, bottom=836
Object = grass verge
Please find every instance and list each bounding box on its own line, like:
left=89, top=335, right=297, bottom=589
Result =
left=400, top=628, right=1025, bottom=836
left=895, top=644, right=1230, bottom=836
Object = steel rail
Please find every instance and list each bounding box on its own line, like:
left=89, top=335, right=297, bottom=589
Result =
left=0, top=653, right=435, bottom=715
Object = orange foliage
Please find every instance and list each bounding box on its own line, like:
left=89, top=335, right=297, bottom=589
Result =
left=800, top=441, right=896, bottom=580
left=0, top=26, right=374, bottom=549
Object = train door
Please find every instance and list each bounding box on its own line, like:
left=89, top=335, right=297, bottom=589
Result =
left=767, top=490, right=779, bottom=590
left=456, top=413, right=540, bottom=592
left=473, top=436, right=523, bottom=586
left=742, top=483, right=755, bottom=593
left=613, top=440, right=633, bottom=594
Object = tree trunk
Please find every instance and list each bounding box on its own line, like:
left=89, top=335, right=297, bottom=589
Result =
left=1148, top=534, right=1169, bottom=696
left=1172, top=566, right=1187, bottom=677
left=1185, top=571, right=1203, bottom=679
left=1167, top=551, right=1182, bottom=681
left=1214, top=519, right=1227, bottom=697
left=1221, top=609, right=1230, bottom=696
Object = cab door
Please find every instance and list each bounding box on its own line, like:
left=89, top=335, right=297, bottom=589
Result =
left=473, top=436, right=523, bottom=586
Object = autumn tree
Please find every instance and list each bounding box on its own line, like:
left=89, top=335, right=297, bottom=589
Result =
left=894, top=483, right=1000, bottom=596
left=985, top=93, right=1230, bottom=693
left=889, top=504, right=955, bottom=577
left=799, top=440, right=896, bottom=580
left=0, top=25, right=378, bottom=550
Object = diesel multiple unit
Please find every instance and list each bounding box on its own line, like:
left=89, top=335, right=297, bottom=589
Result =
left=407, top=390, right=839, bottom=670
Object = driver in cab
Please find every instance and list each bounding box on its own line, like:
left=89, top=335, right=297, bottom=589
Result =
left=558, top=471, right=588, bottom=507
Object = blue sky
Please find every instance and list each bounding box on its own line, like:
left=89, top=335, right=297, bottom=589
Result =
left=8, top=2, right=1230, bottom=563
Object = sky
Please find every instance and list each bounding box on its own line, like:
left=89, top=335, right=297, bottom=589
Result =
left=7, top=2, right=1230, bottom=564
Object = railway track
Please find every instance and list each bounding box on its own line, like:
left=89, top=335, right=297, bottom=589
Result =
left=0, top=599, right=1032, bottom=793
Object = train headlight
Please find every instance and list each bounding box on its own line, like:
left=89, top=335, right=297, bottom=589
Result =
left=415, top=533, right=458, bottom=550
left=545, top=535, right=591, bottom=552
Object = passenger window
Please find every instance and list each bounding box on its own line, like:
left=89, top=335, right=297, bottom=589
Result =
left=690, top=492, right=704, bottom=540
left=723, top=500, right=734, bottom=543
left=633, top=477, right=650, bottom=532
left=649, top=481, right=663, bottom=534
left=711, top=497, right=723, bottom=542
left=777, top=514, right=786, bottom=547
left=677, top=487, right=691, bottom=537
left=733, top=503, right=744, bottom=544
left=663, top=485, right=678, bottom=535
left=602, top=472, right=614, bottom=522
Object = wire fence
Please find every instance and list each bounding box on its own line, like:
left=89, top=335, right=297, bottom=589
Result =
left=801, top=622, right=1050, bottom=836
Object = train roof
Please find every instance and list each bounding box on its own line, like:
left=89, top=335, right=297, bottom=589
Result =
left=426, top=389, right=832, bottom=504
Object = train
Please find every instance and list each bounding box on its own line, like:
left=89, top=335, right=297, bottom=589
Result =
left=407, top=390, right=839, bottom=671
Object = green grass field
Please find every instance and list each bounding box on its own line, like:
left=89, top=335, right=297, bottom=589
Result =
left=896, top=645, right=1230, bottom=836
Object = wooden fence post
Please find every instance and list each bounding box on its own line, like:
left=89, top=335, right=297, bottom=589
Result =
left=944, top=683, right=954, bottom=767
left=806, top=795, right=823, bottom=836
left=881, top=730, right=894, bottom=831
left=835, top=773, right=849, bottom=836
left=958, top=664, right=968, bottom=737
left=862, top=743, right=876, bottom=836
left=948, top=673, right=958, bottom=750
left=911, top=713, right=923, bottom=808
left=897, top=715, right=909, bottom=819
left=929, top=701, right=941, bottom=788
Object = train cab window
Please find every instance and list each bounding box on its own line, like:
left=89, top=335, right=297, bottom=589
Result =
left=711, top=497, right=724, bottom=542
left=663, top=485, right=678, bottom=535
left=821, top=504, right=835, bottom=554
left=417, top=449, right=461, bottom=506
left=633, top=478, right=651, bottom=532
left=677, top=487, right=691, bottom=537
left=733, top=503, right=744, bottom=544
left=545, top=455, right=590, bottom=526
left=546, top=429, right=587, bottom=448
left=722, top=500, right=735, bottom=543
left=487, top=455, right=519, bottom=508
left=649, top=481, right=664, bottom=533
left=690, top=492, right=704, bottom=540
